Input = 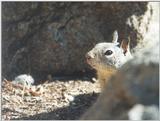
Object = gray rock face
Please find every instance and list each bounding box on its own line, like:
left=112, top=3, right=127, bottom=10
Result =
left=2, top=2, right=152, bottom=80
left=128, top=104, right=159, bottom=120
left=81, top=32, right=159, bottom=120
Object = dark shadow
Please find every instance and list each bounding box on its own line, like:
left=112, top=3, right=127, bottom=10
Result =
left=12, top=93, right=100, bottom=120
left=33, top=68, right=97, bottom=85
left=30, top=75, right=97, bottom=86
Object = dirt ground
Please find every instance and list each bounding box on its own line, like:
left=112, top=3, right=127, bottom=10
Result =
left=2, top=77, right=101, bottom=120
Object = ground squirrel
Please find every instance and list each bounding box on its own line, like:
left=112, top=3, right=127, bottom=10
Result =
left=82, top=38, right=159, bottom=120
left=86, top=31, right=133, bottom=88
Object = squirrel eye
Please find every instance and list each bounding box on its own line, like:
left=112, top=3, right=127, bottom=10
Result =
left=104, top=50, right=113, bottom=56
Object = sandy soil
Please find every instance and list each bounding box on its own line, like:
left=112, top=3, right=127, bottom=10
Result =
left=2, top=77, right=101, bottom=120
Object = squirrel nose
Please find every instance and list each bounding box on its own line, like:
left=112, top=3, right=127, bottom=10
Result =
left=85, top=53, right=92, bottom=60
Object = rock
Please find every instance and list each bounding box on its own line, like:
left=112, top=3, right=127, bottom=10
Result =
left=128, top=104, right=159, bottom=120
left=81, top=18, right=159, bottom=119
left=64, top=93, right=75, bottom=102
left=13, top=74, right=34, bottom=86
left=2, top=2, right=153, bottom=81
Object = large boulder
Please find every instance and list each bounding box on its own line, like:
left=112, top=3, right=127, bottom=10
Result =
left=2, top=2, right=153, bottom=81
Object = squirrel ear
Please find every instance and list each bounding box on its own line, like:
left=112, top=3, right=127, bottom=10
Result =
left=112, top=30, right=118, bottom=44
left=120, top=38, right=130, bottom=55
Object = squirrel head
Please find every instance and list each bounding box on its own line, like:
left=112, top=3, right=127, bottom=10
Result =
left=86, top=30, right=133, bottom=70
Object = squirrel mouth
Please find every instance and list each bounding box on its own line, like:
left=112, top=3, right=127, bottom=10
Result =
left=86, top=59, right=96, bottom=68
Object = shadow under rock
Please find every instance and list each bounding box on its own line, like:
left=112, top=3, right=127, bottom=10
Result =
left=13, top=93, right=99, bottom=120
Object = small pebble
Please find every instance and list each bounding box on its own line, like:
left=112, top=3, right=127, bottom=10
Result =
left=13, top=74, right=35, bottom=87
left=64, top=94, right=74, bottom=102
left=92, top=77, right=97, bottom=82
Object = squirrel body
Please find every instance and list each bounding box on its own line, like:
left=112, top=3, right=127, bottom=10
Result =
left=86, top=31, right=133, bottom=88
left=96, top=64, right=116, bottom=88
